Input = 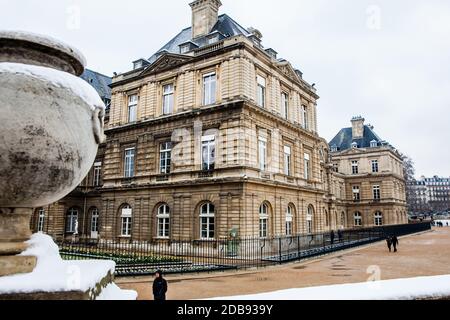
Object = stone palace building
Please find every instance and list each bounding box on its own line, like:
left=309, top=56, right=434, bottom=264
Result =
left=31, top=0, right=408, bottom=241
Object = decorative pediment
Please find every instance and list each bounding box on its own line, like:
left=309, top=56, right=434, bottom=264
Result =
left=339, top=147, right=367, bottom=156
left=140, top=53, right=192, bottom=76
left=276, top=61, right=301, bottom=83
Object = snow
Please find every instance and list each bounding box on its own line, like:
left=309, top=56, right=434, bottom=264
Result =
left=0, top=30, right=86, bottom=67
left=96, top=283, right=138, bottom=301
left=211, top=275, right=450, bottom=300
left=0, top=234, right=136, bottom=300
left=0, top=62, right=105, bottom=111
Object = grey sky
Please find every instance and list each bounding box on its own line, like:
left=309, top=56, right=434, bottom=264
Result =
left=1, top=0, right=449, bottom=178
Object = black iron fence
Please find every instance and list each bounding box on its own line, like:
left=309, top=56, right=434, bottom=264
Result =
left=57, top=223, right=431, bottom=277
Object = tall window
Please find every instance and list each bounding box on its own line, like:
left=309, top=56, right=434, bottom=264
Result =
left=259, top=203, right=269, bottom=238
left=66, top=208, right=78, bottom=233
left=203, top=73, right=216, bottom=105
left=162, top=84, right=174, bottom=115
left=121, top=205, right=132, bottom=237
left=306, top=205, right=314, bottom=234
left=341, top=212, right=346, bottom=228
left=200, top=203, right=215, bottom=240
left=128, top=94, right=138, bottom=123
left=281, top=92, right=289, bottom=119
left=374, top=211, right=383, bottom=226
left=353, top=186, right=361, bottom=201
left=37, top=208, right=45, bottom=233
left=257, top=75, right=266, bottom=108
left=160, top=142, right=172, bottom=174
left=91, top=208, right=99, bottom=233
left=258, top=137, right=267, bottom=171
left=371, top=160, right=379, bottom=173
left=93, top=162, right=102, bottom=187
left=351, top=161, right=359, bottom=174
left=354, top=212, right=362, bottom=226
left=201, top=135, right=216, bottom=171
left=304, top=153, right=310, bottom=180
left=157, top=205, right=170, bottom=239
left=124, top=148, right=135, bottom=178
left=301, top=105, right=308, bottom=129
left=286, top=206, right=293, bottom=236
left=373, top=185, right=381, bottom=200
left=284, top=146, right=291, bottom=176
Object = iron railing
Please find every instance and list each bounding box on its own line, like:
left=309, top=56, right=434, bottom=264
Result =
left=57, top=223, right=431, bottom=277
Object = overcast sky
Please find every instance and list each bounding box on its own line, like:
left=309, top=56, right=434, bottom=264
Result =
left=2, top=0, right=449, bottom=178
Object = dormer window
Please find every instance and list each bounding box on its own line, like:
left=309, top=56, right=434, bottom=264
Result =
left=331, top=145, right=338, bottom=152
left=132, top=59, right=150, bottom=70
left=180, top=44, right=190, bottom=54
left=351, top=142, right=358, bottom=149
left=207, top=35, right=219, bottom=45
left=133, top=61, right=143, bottom=70
left=370, top=140, right=378, bottom=148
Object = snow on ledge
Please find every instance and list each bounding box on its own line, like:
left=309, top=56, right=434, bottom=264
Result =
left=0, top=62, right=105, bottom=111
left=0, top=234, right=116, bottom=295
left=210, top=275, right=450, bottom=300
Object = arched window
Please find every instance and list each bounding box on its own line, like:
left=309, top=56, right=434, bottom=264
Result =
left=259, top=203, right=269, bottom=238
left=90, top=208, right=100, bottom=237
left=286, top=205, right=294, bottom=236
left=157, top=204, right=170, bottom=239
left=37, top=208, right=45, bottom=233
left=121, top=205, right=132, bottom=237
left=306, top=205, right=314, bottom=234
left=374, top=211, right=383, bottom=226
left=341, top=212, right=346, bottom=228
left=354, top=212, right=362, bottom=227
left=66, top=208, right=79, bottom=233
left=200, top=203, right=215, bottom=240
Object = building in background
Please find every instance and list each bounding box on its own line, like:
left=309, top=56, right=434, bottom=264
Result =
left=408, top=176, right=450, bottom=215
left=329, top=116, right=408, bottom=227
left=31, top=1, right=408, bottom=241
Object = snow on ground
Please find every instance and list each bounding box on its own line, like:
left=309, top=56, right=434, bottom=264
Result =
left=210, top=275, right=450, bottom=300
left=0, top=234, right=136, bottom=300
left=97, top=283, right=138, bottom=301
left=0, top=62, right=104, bottom=110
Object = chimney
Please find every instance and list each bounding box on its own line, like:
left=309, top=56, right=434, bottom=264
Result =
left=351, top=116, right=365, bottom=139
left=190, top=0, right=222, bottom=39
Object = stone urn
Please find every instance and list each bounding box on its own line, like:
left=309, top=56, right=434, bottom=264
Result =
left=0, top=31, right=106, bottom=276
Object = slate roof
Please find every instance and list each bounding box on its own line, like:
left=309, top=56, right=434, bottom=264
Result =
left=148, top=14, right=251, bottom=64
left=80, top=69, right=112, bottom=101
left=329, top=125, right=388, bottom=152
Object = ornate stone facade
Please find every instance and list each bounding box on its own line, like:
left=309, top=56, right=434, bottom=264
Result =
left=32, top=0, right=407, bottom=242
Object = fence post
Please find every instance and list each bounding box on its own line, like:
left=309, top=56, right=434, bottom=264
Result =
left=278, top=238, right=282, bottom=264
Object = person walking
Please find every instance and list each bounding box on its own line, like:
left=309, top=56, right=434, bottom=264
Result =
left=391, top=235, right=399, bottom=253
left=330, top=230, right=335, bottom=246
left=337, top=229, right=343, bottom=243
left=153, top=270, right=168, bottom=301
left=386, top=236, right=392, bottom=252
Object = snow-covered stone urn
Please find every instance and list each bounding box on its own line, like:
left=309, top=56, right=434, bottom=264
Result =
left=0, top=31, right=106, bottom=277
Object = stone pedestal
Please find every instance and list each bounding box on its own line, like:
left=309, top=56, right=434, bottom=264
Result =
left=0, top=208, right=37, bottom=276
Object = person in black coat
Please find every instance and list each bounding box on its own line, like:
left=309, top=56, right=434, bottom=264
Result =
left=386, top=236, right=392, bottom=252
left=153, top=270, right=168, bottom=301
left=391, top=236, right=399, bottom=253
left=330, top=230, right=335, bottom=245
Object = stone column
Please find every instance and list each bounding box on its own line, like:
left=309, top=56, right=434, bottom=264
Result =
left=0, top=208, right=37, bottom=277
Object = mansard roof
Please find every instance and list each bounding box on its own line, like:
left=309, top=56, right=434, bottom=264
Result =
left=329, top=125, right=388, bottom=152
left=148, top=14, right=251, bottom=64
left=80, top=69, right=112, bottom=100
